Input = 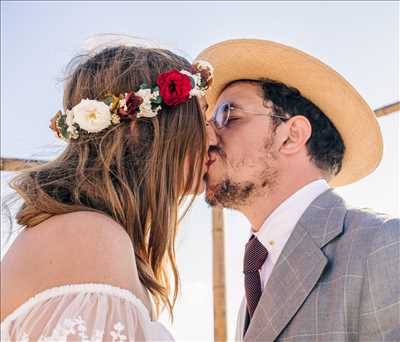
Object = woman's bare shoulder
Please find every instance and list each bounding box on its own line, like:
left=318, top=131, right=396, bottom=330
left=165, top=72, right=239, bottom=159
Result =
left=1, top=211, right=141, bottom=320
left=21, top=211, right=136, bottom=269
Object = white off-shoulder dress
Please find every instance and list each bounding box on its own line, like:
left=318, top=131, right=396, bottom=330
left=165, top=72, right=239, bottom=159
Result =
left=0, top=283, right=174, bottom=341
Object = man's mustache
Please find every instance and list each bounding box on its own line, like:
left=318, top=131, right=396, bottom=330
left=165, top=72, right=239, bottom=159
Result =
left=208, top=145, right=227, bottom=160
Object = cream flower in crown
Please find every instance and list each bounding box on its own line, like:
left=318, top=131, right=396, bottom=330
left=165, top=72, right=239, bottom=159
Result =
left=72, top=99, right=112, bottom=133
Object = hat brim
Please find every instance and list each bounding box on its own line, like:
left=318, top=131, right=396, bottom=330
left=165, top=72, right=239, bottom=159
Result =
left=196, top=39, right=383, bottom=187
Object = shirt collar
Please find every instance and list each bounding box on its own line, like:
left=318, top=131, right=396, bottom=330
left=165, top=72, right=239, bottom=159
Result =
left=253, top=179, right=330, bottom=265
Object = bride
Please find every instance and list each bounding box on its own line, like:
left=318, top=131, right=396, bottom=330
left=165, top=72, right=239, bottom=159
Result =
left=0, top=44, right=213, bottom=341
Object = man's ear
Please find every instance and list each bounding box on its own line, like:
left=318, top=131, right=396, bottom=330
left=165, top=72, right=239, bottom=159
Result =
left=278, top=116, right=312, bottom=155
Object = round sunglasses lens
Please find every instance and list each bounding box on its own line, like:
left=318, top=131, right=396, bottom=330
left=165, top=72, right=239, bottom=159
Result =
left=214, top=103, right=230, bottom=128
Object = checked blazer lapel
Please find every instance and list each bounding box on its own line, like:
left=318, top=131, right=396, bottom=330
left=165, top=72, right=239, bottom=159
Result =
left=244, top=189, right=347, bottom=341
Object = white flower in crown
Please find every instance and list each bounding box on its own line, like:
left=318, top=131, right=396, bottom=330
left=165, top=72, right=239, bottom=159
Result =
left=179, top=70, right=204, bottom=97
left=64, top=109, right=79, bottom=139
left=194, top=60, right=214, bottom=75
left=67, top=125, right=79, bottom=139
left=189, top=88, right=205, bottom=97
left=135, top=88, right=160, bottom=118
left=65, top=109, right=74, bottom=127
left=72, top=99, right=112, bottom=133
left=137, top=102, right=160, bottom=118
left=192, top=72, right=203, bottom=87
left=135, top=88, right=153, bottom=102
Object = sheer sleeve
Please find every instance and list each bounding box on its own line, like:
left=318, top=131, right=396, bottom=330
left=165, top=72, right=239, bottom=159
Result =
left=1, top=284, right=174, bottom=342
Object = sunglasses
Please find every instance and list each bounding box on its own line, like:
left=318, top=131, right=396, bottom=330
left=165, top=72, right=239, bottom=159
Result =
left=210, top=102, right=289, bottom=129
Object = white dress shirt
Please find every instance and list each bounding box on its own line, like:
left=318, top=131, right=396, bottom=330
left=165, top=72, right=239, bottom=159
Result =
left=253, top=179, right=330, bottom=289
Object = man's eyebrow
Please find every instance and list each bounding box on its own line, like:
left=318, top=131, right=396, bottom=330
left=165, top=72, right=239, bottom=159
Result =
left=215, top=100, right=243, bottom=108
left=229, top=101, right=245, bottom=110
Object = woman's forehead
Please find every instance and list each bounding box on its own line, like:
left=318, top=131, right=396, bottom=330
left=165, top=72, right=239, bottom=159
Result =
left=197, top=96, right=209, bottom=118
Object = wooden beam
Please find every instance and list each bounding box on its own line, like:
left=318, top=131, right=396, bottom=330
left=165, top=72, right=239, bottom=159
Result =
left=0, top=158, right=45, bottom=171
left=374, top=101, right=400, bottom=117
left=212, top=206, right=227, bottom=342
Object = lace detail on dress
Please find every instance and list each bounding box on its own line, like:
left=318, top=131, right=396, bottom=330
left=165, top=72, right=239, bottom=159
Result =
left=1, top=283, right=151, bottom=325
left=1, top=283, right=174, bottom=341
left=18, top=316, right=127, bottom=342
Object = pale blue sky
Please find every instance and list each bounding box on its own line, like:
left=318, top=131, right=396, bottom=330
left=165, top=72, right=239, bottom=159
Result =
left=1, top=1, right=399, bottom=341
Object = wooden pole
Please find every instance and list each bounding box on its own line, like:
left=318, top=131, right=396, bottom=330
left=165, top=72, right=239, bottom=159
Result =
left=212, top=206, right=227, bottom=342
left=0, top=158, right=45, bottom=171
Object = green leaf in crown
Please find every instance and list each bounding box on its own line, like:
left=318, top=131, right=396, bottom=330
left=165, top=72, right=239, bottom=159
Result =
left=189, top=77, right=195, bottom=89
left=103, top=95, right=114, bottom=106
left=57, top=114, right=69, bottom=139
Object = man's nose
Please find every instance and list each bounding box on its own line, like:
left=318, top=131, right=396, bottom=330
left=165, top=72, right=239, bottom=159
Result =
left=206, top=122, right=219, bottom=148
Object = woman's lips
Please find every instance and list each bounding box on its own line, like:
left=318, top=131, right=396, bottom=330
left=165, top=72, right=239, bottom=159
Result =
left=206, top=159, right=216, bottom=168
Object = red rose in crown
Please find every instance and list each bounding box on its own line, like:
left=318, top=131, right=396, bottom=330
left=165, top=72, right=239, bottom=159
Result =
left=156, top=69, right=193, bottom=106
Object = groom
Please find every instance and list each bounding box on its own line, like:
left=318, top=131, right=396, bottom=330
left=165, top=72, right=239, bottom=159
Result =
left=197, top=39, right=400, bottom=341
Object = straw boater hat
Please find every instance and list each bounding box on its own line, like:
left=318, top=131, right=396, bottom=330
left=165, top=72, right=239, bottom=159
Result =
left=195, top=39, right=383, bottom=187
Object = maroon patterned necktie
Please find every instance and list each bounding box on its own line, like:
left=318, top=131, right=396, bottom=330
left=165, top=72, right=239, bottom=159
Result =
left=243, top=235, right=269, bottom=320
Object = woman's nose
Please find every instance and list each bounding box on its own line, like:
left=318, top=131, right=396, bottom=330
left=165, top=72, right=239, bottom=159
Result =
left=206, top=121, right=219, bottom=148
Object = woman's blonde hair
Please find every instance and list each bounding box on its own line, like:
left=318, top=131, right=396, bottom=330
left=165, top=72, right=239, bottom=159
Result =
left=8, top=46, right=207, bottom=318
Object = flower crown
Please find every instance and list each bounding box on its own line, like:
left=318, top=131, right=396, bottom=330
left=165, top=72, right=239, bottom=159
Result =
left=50, top=60, right=213, bottom=140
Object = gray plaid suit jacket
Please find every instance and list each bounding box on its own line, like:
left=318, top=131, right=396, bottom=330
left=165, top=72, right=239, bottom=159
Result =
left=236, top=189, right=400, bottom=341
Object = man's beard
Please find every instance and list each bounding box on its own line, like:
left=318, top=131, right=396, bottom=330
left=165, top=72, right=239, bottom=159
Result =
left=205, top=178, right=256, bottom=208
left=205, top=136, right=278, bottom=209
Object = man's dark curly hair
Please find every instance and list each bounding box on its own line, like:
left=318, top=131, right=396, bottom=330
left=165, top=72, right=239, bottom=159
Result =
left=251, top=79, right=345, bottom=176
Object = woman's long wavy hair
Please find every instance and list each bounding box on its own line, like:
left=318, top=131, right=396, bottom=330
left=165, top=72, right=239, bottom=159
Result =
left=7, top=46, right=207, bottom=318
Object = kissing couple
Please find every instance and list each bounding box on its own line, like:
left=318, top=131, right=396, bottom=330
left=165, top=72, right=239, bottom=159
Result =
left=1, top=39, right=399, bottom=341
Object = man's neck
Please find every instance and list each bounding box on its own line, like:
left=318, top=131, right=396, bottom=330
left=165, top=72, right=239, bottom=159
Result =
left=241, top=175, right=325, bottom=231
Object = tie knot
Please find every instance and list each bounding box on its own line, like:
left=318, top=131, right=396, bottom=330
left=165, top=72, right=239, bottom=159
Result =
left=243, top=235, right=269, bottom=274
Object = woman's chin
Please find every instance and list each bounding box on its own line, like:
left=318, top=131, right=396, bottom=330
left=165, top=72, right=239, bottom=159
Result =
left=186, top=179, right=206, bottom=196
left=197, top=180, right=206, bottom=194
left=190, top=179, right=206, bottom=195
